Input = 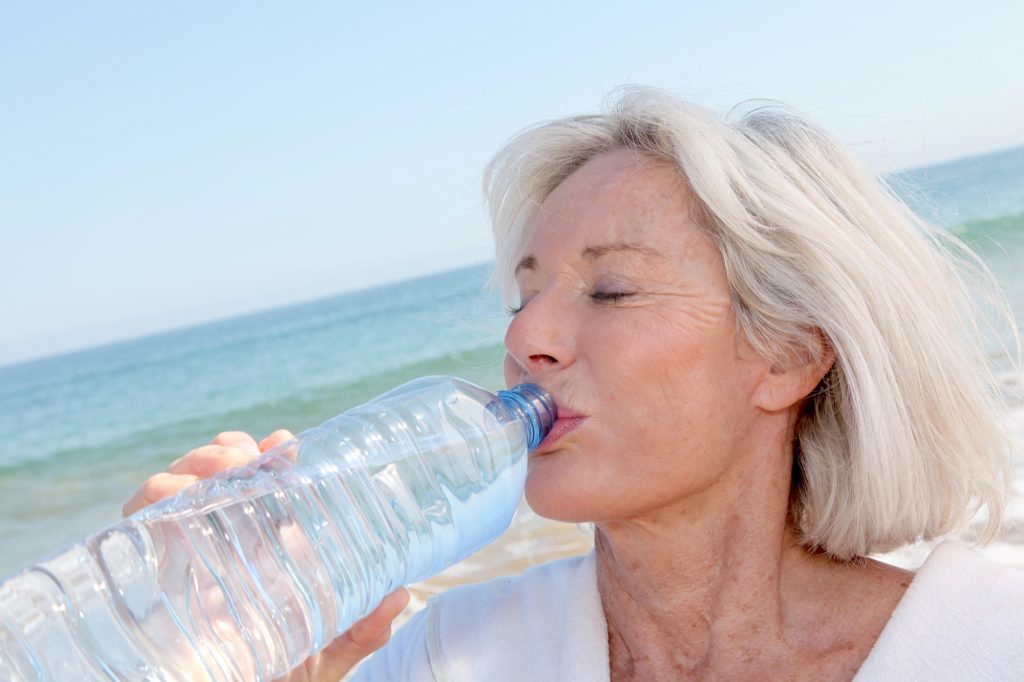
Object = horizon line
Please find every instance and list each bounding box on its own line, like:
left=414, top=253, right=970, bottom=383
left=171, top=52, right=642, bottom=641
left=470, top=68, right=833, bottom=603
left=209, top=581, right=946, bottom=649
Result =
left=0, top=260, right=495, bottom=373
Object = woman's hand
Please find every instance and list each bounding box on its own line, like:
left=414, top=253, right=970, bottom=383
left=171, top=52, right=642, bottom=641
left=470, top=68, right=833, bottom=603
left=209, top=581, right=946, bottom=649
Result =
left=123, top=430, right=410, bottom=681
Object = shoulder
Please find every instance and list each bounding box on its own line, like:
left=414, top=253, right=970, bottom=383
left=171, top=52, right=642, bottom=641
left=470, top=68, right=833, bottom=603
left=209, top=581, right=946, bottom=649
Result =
left=354, top=552, right=608, bottom=682
left=856, top=541, right=1024, bottom=680
left=904, top=540, right=1024, bottom=618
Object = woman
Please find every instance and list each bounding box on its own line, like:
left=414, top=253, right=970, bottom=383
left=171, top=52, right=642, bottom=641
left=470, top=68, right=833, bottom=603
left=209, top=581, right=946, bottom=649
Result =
left=128, top=87, right=1023, bottom=680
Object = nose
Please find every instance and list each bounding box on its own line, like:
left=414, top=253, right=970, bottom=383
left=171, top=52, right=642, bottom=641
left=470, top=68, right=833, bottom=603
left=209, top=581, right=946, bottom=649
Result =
left=503, top=290, right=576, bottom=386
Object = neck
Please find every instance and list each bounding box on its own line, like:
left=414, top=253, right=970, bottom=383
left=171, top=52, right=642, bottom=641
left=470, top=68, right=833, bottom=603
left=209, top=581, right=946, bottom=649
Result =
left=595, top=411, right=807, bottom=673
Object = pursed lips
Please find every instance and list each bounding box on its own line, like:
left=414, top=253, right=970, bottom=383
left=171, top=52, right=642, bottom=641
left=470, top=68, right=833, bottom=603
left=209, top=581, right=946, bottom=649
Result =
left=534, top=401, right=587, bottom=452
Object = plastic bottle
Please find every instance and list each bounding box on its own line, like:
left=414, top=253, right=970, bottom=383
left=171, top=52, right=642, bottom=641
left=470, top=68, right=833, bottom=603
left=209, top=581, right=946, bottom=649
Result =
left=0, top=376, right=555, bottom=681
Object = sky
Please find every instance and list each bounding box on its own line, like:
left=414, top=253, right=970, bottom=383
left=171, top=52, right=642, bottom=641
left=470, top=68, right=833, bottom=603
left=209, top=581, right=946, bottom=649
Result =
left=2, top=1, right=1023, bottom=366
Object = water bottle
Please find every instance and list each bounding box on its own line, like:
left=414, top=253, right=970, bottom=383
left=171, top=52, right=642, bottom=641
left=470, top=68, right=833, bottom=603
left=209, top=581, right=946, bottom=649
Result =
left=0, top=376, right=555, bottom=681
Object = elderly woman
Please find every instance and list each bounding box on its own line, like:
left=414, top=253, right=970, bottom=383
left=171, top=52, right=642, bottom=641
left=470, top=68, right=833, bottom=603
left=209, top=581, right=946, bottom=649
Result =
left=129, top=88, right=1023, bottom=680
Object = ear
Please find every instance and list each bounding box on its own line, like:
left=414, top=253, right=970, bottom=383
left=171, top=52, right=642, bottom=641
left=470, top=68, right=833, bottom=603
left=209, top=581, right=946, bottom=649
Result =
left=752, top=330, right=835, bottom=412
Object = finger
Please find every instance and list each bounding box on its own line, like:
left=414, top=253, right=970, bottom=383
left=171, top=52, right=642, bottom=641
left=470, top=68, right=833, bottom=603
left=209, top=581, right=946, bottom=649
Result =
left=168, top=444, right=257, bottom=478
left=167, top=431, right=262, bottom=476
left=122, top=472, right=199, bottom=516
left=259, top=429, right=299, bottom=465
left=209, top=431, right=262, bottom=456
left=347, top=587, right=410, bottom=648
left=315, top=588, right=411, bottom=677
left=259, top=429, right=295, bottom=452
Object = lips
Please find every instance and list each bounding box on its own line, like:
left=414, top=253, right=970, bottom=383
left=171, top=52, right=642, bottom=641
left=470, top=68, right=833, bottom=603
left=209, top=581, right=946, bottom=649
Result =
left=534, top=401, right=587, bottom=452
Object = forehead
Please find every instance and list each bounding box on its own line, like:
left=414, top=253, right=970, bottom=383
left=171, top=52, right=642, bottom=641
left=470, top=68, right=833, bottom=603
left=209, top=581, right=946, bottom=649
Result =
left=524, top=149, right=703, bottom=260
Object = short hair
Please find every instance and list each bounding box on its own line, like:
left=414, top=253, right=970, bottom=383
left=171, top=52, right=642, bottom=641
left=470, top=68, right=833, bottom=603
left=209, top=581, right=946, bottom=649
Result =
left=483, top=86, right=1019, bottom=559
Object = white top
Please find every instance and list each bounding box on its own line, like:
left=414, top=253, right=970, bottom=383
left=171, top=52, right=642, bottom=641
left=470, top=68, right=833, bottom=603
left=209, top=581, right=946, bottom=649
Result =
left=354, top=541, right=1024, bottom=681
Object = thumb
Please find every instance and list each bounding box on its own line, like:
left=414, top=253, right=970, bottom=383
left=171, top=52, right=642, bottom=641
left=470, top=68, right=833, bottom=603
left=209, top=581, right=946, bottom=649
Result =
left=314, top=588, right=410, bottom=679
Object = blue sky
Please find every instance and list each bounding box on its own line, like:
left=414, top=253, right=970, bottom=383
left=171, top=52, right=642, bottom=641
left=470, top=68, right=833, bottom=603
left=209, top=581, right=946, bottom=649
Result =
left=3, top=1, right=1023, bottom=366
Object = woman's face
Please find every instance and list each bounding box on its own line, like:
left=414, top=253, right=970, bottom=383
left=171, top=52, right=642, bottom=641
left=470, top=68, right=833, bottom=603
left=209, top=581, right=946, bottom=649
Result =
left=503, top=149, right=772, bottom=523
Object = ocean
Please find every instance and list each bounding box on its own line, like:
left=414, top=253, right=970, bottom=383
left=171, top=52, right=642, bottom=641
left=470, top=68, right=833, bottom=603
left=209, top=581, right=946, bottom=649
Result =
left=1, top=145, right=1023, bottom=603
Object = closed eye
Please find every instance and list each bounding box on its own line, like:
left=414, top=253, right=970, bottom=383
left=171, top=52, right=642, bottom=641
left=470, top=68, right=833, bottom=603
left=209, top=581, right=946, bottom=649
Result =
left=591, top=291, right=636, bottom=304
left=507, top=290, right=636, bottom=315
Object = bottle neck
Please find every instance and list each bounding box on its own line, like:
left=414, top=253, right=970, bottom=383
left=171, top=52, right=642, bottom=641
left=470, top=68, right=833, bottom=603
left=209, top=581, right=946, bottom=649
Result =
left=496, top=384, right=557, bottom=450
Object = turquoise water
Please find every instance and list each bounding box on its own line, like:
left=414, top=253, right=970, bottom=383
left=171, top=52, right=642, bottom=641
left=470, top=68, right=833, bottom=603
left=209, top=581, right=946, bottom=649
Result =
left=1, top=145, right=1022, bottom=578
left=893, top=146, right=1024, bottom=358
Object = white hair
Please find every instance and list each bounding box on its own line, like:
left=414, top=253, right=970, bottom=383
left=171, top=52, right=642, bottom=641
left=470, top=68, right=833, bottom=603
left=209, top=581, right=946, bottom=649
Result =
left=483, top=86, right=1019, bottom=559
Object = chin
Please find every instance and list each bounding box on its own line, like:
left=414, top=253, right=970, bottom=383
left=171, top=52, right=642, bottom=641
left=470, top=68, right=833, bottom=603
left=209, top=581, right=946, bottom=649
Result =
left=524, top=468, right=596, bottom=523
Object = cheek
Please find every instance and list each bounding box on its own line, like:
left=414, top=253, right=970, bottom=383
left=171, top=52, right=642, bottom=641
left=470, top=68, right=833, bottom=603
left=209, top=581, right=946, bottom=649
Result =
left=595, top=322, right=747, bottom=449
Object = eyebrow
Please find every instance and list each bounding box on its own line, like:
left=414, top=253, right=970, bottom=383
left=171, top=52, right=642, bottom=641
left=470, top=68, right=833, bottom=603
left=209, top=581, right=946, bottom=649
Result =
left=514, top=242, right=665, bottom=275
left=582, top=242, right=665, bottom=262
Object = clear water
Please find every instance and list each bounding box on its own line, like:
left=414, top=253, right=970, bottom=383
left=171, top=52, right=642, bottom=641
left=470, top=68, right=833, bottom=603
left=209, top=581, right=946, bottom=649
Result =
left=0, top=378, right=537, bottom=680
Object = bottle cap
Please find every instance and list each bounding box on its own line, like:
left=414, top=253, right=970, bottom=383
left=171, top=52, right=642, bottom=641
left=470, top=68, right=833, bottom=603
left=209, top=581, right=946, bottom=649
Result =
left=497, top=383, right=557, bottom=450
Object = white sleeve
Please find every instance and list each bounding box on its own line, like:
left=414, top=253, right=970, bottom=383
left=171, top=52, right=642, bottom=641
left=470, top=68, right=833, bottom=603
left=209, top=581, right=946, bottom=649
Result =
left=349, top=603, right=436, bottom=682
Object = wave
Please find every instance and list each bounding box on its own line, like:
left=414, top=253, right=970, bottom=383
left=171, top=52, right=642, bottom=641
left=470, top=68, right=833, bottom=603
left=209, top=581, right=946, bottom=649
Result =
left=956, top=211, right=1024, bottom=239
